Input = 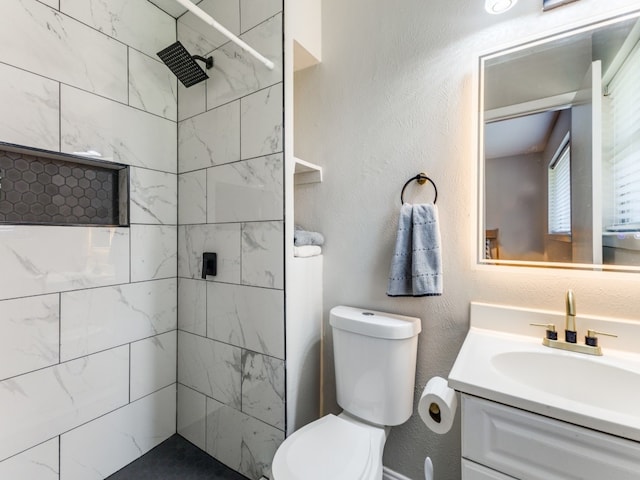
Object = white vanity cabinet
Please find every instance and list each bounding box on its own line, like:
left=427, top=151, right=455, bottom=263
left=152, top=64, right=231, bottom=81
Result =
left=461, top=394, right=640, bottom=480
left=462, top=459, right=514, bottom=480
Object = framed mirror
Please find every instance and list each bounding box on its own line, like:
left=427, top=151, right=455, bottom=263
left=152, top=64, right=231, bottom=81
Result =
left=478, top=10, right=640, bottom=271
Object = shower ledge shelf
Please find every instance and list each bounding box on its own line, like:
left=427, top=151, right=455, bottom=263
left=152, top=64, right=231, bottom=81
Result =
left=294, top=157, right=323, bottom=185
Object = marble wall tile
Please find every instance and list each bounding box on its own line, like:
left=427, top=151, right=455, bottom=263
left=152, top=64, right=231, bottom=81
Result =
left=131, top=225, right=178, bottom=282
left=0, top=225, right=129, bottom=301
left=178, top=224, right=241, bottom=283
left=60, top=384, right=176, bottom=480
left=148, top=0, right=204, bottom=19
left=177, top=0, right=240, bottom=57
left=0, top=438, right=58, bottom=480
left=207, top=14, right=283, bottom=110
left=0, top=0, right=182, bottom=474
left=60, top=278, right=177, bottom=361
left=178, top=331, right=241, bottom=408
left=240, top=85, right=283, bottom=160
left=178, top=81, right=207, bottom=122
left=178, top=101, right=240, bottom=173
left=241, top=221, right=284, bottom=289
left=130, top=167, right=178, bottom=225
left=0, top=0, right=127, bottom=103
left=61, top=85, right=177, bottom=173
left=177, top=384, right=207, bottom=451
left=0, top=63, right=59, bottom=151
left=207, top=283, right=284, bottom=359
left=0, top=346, right=129, bottom=462
left=38, top=0, right=59, bottom=9
left=206, top=398, right=283, bottom=479
left=240, top=0, right=282, bottom=32
left=0, top=295, right=59, bottom=381
left=119, top=169, right=130, bottom=225
left=60, top=0, right=175, bottom=59
left=207, top=154, right=283, bottom=223
left=242, top=352, right=285, bottom=430
left=179, top=170, right=207, bottom=225
left=178, top=278, right=207, bottom=336
left=130, top=331, right=177, bottom=401
left=205, top=399, right=241, bottom=476
left=128, top=49, right=178, bottom=121
left=176, top=21, right=217, bottom=63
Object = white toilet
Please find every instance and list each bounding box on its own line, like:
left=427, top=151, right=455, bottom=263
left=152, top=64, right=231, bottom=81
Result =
left=272, top=305, right=422, bottom=480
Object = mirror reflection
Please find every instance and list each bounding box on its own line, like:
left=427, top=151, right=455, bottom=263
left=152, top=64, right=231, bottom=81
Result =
left=480, top=12, right=640, bottom=269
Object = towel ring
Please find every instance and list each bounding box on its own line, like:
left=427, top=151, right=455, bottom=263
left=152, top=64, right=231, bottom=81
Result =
left=400, top=173, right=438, bottom=204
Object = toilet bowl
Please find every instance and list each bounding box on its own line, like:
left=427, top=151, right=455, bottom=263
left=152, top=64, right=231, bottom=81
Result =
left=271, top=306, right=421, bottom=480
left=272, top=413, right=387, bottom=480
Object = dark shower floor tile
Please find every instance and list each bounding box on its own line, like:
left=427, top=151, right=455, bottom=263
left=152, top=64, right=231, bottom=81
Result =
left=106, top=434, right=249, bottom=480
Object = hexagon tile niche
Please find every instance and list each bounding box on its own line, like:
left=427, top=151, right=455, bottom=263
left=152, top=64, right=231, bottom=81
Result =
left=0, top=147, right=128, bottom=226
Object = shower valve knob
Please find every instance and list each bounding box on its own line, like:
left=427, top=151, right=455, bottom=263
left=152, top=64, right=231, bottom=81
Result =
left=202, top=252, right=217, bottom=279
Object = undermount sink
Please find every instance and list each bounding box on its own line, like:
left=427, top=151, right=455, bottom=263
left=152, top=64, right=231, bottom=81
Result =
left=449, top=302, right=640, bottom=442
left=491, top=351, right=640, bottom=416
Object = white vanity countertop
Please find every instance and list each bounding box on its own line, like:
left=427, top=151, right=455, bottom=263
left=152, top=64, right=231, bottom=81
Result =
left=449, top=302, right=640, bottom=442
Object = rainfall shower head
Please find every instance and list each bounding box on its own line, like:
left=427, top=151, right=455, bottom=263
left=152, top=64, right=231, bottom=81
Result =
left=157, top=41, right=213, bottom=88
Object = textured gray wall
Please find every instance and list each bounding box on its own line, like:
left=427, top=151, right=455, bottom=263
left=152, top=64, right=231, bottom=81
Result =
left=293, top=0, right=640, bottom=478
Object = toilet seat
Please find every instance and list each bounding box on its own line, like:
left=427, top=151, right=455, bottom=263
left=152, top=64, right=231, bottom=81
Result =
left=271, top=414, right=386, bottom=480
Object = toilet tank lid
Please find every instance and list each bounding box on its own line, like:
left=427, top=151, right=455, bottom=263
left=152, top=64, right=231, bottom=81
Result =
left=329, top=306, right=421, bottom=339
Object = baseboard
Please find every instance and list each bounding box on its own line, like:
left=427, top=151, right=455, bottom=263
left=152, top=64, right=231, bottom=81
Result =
left=383, top=466, right=414, bottom=480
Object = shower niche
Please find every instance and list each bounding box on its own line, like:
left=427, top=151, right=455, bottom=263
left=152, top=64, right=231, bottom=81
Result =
left=0, top=143, right=129, bottom=227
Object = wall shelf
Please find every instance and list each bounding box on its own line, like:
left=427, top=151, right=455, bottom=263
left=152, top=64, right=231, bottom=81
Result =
left=285, top=0, right=323, bottom=436
left=294, top=157, right=323, bottom=185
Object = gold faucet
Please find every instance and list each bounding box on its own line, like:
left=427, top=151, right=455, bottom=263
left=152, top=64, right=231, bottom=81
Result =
left=530, top=290, right=617, bottom=356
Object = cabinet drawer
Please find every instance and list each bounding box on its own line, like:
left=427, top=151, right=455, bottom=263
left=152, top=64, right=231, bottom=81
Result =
left=462, top=459, right=516, bottom=480
left=462, top=395, right=640, bottom=480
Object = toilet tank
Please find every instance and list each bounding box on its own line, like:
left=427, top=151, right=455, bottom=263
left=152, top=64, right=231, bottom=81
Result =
left=330, top=306, right=421, bottom=426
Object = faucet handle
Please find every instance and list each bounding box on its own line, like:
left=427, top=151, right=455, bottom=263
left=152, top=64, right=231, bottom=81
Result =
left=585, top=329, right=617, bottom=347
left=530, top=323, right=558, bottom=340
left=566, top=290, right=576, bottom=316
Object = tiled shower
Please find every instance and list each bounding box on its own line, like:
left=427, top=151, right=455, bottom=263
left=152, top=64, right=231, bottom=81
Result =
left=0, top=0, right=284, bottom=479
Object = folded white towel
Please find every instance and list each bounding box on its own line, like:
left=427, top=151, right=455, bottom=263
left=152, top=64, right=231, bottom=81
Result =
left=294, top=245, right=322, bottom=257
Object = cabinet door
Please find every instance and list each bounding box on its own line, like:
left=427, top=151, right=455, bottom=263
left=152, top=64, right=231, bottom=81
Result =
left=462, top=395, right=640, bottom=480
left=462, top=459, right=516, bottom=480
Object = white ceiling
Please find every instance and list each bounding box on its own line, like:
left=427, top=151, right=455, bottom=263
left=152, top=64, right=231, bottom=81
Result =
left=484, top=110, right=559, bottom=159
left=483, top=18, right=637, bottom=111
left=483, top=17, right=638, bottom=160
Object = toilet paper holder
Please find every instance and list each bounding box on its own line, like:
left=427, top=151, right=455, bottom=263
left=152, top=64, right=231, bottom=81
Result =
left=428, top=402, right=442, bottom=423
left=418, top=376, right=457, bottom=435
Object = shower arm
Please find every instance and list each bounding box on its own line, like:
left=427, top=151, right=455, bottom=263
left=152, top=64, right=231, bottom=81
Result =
left=172, top=0, right=275, bottom=70
left=192, top=54, right=214, bottom=69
